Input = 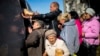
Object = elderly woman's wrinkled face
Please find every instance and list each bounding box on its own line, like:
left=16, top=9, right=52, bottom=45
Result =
left=32, top=22, right=41, bottom=29
left=47, top=35, right=57, bottom=45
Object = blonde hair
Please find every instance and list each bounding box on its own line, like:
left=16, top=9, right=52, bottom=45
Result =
left=57, top=13, right=69, bottom=21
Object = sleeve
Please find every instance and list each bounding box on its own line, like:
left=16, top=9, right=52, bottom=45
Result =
left=32, top=10, right=61, bottom=21
left=85, top=20, right=99, bottom=38
left=44, top=10, right=61, bottom=18
left=25, top=31, right=39, bottom=47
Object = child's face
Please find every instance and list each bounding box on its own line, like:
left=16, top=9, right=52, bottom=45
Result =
left=32, top=22, right=40, bottom=29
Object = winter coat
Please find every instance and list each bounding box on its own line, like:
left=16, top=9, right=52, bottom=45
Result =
left=0, top=0, right=25, bottom=56
left=25, top=29, right=46, bottom=56
left=82, top=16, right=100, bottom=45
left=60, top=19, right=79, bottom=55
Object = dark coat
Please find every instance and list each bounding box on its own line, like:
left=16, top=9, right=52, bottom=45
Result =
left=25, top=29, right=46, bottom=56
left=32, top=9, right=62, bottom=36
left=0, top=0, right=25, bottom=56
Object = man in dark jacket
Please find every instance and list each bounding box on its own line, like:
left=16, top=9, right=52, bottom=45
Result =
left=22, top=2, right=62, bottom=36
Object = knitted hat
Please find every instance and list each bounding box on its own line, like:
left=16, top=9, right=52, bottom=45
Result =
left=45, top=29, right=57, bottom=38
left=85, top=8, right=95, bottom=16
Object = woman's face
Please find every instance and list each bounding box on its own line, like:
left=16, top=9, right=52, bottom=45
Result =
left=84, top=13, right=91, bottom=20
left=59, top=19, right=65, bottom=25
left=32, top=22, right=40, bottom=29
left=80, top=13, right=86, bottom=22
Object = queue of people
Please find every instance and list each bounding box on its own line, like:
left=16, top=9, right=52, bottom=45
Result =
left=22, top=1, right=100, bottom=56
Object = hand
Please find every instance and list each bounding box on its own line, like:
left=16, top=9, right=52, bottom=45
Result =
left=34, top=11, right=39, bottom=15
left=23, top=9, right=34, bottom=16
left=58, top=24, right=62, bottom=30
left=22, top=13, right=32, bottom=19
left=43, top=51, right=48, bottom=56
left=82, top=32, right=85, bottom=37
left=28, top=27, right=33, bottom=33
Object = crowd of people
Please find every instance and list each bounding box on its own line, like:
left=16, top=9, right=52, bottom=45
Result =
left=22, top=1, right=100, bottom=56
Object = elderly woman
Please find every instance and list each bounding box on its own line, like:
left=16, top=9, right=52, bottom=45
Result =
left=25, top=20, right=46, bottom=56
left=58, top=13, right=79, bottom=56
left=43, top=29, right=69, bottom=56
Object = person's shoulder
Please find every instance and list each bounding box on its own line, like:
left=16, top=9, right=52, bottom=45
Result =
left=91, top=17, right=99, bottom=23
left=29, top=29, right=43, bottom=37
left=56, top=9, right=62, bottom=13
left=51, top=9, right=62, bottom=13
left=57, top=9, right=62, bottom=12
left=45, top=39, right=48, bottom=42
left=27, top=30, right=39, bottom=39
left=45, top=39, right=51, bottom=46
left=29, top=29, right=38, bottom=34
left=30, top=29, right=39, bottom=34
left=45, top=39, right=50, bottom=44
left=56, top=38, right=65, bottom=44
